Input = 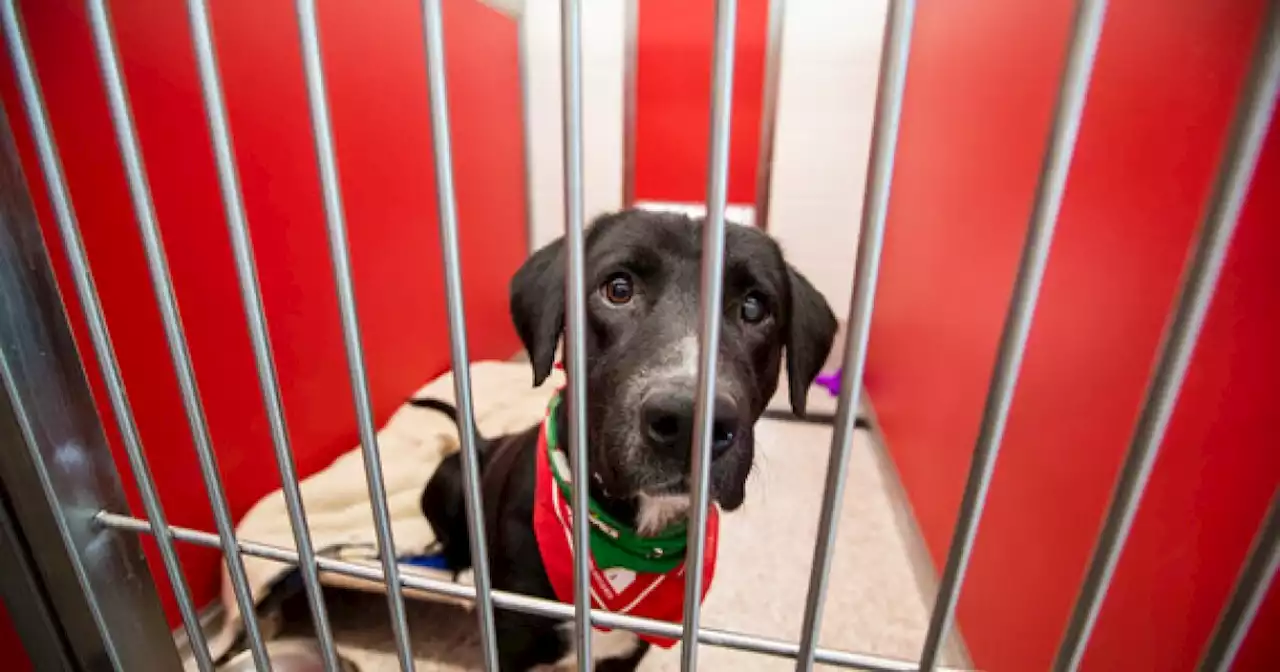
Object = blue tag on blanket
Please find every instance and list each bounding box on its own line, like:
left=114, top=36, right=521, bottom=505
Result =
left=400, top=553, right=449, bottom=570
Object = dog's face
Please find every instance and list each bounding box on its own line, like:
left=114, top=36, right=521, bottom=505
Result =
left=511, top=209, right=836, bottom=530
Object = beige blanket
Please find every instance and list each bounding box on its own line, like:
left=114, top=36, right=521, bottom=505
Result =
left=207, top=360, right=562, bottom=662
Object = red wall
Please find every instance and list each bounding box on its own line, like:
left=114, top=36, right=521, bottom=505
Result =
left=633, top=0, right=767, bottom=206
left=0, top=0, right=525, bottom=625
left=866, top=0, right=1279, bottom=670
left=0, top=605, right=31, bottom=672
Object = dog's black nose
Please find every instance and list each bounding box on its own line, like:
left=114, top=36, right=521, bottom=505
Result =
left=642, top=393, right=741, bottom=458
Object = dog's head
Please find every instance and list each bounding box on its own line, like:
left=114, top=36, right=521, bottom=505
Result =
left=511, top=209, right=836, bottom=530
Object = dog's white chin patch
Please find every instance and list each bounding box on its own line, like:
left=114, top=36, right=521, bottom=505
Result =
left=636, top=492, right=691, bottom=537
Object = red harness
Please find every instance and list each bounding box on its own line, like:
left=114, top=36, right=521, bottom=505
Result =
left=531, top=405, right=720, bottom=648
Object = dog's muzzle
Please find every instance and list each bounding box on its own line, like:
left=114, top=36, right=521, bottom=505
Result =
left=640, top=390, right=741, bottom=463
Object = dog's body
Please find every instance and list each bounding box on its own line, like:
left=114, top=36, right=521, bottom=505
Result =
left=419, top=210, right=841, bottom=670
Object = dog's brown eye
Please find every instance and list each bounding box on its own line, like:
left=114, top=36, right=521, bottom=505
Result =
left=602, top=273, right=634, bottom=304
left=741, top=293, right=768, bottom=323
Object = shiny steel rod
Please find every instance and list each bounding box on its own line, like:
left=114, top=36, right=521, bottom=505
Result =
left=1198, top=489, right=1280, bottom=672
left=98, top=512, right=973, bottom=672
left=418, top=0, right=499, bottom=668
left=794, top=1, right=916, bottom=669
left=0, top=3, right=214, bottom=669
left=1055, top=5, right=1280, bottom=668
left=919, top=1, right=1109, bottom=668
left=681, top=0, right=739, bottom=669
left=85, top=1, right=273, bottom=668
left=559, top=0, right=594, bottom=667
left=183, top=0, right=339, bottom=668
left=293, top=1, right=415, bottom=668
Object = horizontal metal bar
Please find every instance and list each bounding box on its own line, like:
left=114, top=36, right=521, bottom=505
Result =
left=1053, top=3, right=1280, bottom=669
left=795, top=1, right=915, bottom=670
left=919, top=1, right=1109, bottom=669
left=96, top=511, right=971, bottom=672
left=1198, top=489, right=1280, bottom=672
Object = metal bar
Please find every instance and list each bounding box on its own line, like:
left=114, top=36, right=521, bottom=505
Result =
left=98, top=511, right=972, bottom=671
left=622, top=0, right=638, bottom=206
left=1199, top=489, right=1280, bottom=672
left=559, top=0, right=593, bottom=667
left=794, top=1, right=914, bottom=669
left=83, top=2, right=273, bottom=669
left=0, top=3, right=211, bottom=670
left=0, top=119, right=183, bottom=672
left=1055, top=7, right=1280, bottom=668
left=292, top=2, right=416, bottom=669
left=0, top=493, right=79, bottom=672
left=752, top=0, right=785, bottom=231
left=682, top=0, right=738, bottom=669
left=918, top=2, right=1110, bottom=669
left=418, top=1, right=500, bottom=669
left=518, top=8, right=537, bottom=254
left=182, top=1, right=339, bottom=668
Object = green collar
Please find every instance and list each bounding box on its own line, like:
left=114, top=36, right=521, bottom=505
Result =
left=544, top=394, right=687, bottom=573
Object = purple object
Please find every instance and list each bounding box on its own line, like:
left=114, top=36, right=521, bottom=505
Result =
left=814, top=368, right=842, bottom=397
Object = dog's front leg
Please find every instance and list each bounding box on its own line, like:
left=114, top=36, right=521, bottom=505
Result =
left=495, top=608, right=566, bottom=671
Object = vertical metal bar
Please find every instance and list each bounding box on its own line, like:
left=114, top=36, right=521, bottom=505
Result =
left=0, top=3, right=211, bottom=670
left=518, top=8, right=537, bottom=254
left=418, top=1, right=500, bottom=669
left=0, top=494, right=79, bottom=671
left=1199, top=489, right=1280, bottom=672
left=1055, top=7, right=1280, bottom=668
left=182, top=1, right=339, bottom=669
left=560, top=0, right=593, bottom=668
left=622, top=0, right=638, bottom=207
left=794, top=1, right=914, bottom=669
left=292, top=2, right=416, bottom=669
left=918, top=2, right=1109, bottom=669
left=752, top=0, right=785, bottom=231
left=681, top=0, right=738, bottom=669
left=83, top=1, right=272, bottom=669
left=0, top=108, right=186, bottom=672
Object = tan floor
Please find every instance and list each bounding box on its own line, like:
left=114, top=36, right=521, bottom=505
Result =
left=314, top=380, right=969, bottom=671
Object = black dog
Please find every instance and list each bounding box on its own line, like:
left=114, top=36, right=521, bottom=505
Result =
left=417, top=209, right=842, bottom=670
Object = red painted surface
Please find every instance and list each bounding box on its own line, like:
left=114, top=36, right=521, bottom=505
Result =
left=866, top=0, right=1279, bottom=670
left=0, top=604, right=31, bottom=671
left=633, top=0, right=767, bottom=206
left=0, top=0, right=524, bottom=625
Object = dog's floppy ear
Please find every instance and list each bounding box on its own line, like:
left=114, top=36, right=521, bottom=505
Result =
left=510, top=237, right=565, bottom=386
left=785, top=265, right=837, bottom=417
